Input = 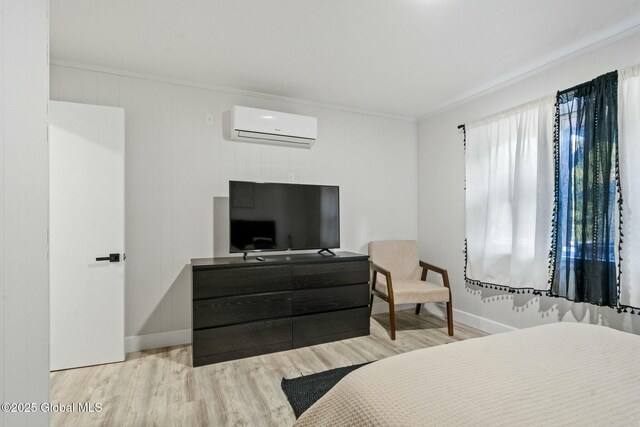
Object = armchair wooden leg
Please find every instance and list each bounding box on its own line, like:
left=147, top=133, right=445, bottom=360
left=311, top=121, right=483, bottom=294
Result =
left=369, top=293, right=374, bottom=316
left=446, top=301, right=454, bottom=336
left=389, top=300, right=396, bottom=340
left=415, top=303, right=422, bottom=315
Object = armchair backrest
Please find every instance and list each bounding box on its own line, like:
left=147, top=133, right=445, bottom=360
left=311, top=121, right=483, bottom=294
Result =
left=368, top=240, right=420, bottom=281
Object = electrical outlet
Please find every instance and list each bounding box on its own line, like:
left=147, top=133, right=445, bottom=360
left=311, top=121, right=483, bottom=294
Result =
left=205, top=113, right=214, bottom=126
left=288, top=172, right=295, bottom=183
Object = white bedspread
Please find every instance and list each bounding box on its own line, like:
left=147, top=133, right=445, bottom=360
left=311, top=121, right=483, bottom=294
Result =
left=294, top=323, right=640, bottom=426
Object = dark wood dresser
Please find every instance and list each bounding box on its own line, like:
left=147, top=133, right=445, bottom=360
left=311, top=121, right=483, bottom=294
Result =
left=191, top=252, right=370, bottom=367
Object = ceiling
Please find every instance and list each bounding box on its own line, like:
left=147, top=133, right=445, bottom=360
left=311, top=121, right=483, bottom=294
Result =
left=51, top=0, right=640, bottom=118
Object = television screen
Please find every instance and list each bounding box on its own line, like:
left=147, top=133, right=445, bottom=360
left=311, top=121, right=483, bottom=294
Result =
left=229, top=181, right=340, bottom=253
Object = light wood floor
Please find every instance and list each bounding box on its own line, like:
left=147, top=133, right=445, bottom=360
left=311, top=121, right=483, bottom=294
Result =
left=50, top=310, right=487, bottom=427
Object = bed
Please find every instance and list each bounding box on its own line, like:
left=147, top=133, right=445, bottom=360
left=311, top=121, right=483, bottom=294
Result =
left=294, top=323, right=640, bottom=426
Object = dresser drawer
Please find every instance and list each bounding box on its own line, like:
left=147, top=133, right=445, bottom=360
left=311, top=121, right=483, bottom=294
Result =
left=291, top=260, right=369, bottom=289
left=192, top=318, right=292, bottom=366
left=292, top=307, right=370, bottom=348
left=193, top=265, right=292, bottom=299
left=293, top=283, right=369, bottom=316
left=193, top=291, right=292, bottom=329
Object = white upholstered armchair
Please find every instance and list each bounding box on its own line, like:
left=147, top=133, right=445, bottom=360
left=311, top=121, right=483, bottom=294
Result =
left=368, top=240, right=453, bottom=340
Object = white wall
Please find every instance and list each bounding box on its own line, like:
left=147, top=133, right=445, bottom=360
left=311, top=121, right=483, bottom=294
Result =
left=1, top=0, right=50, bottom=426
left=418, top=29, right=640, bottom=335
left=50, top=64, right=418, bottom=347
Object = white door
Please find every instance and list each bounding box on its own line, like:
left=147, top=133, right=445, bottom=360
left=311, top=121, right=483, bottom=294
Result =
left=49, top=101, right=125, bottom=371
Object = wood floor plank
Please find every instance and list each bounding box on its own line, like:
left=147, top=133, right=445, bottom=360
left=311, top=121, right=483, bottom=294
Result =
left=50, top=310, right=486, bottom=427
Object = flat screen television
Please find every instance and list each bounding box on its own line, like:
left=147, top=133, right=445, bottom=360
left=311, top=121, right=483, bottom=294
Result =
left=229, top=181, right=340, bottom=254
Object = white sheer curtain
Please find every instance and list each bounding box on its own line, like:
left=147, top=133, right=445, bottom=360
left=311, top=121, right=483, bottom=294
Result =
left=465, top=96, right=554, bottom=290
left=619, top=65, right=640, bottom=308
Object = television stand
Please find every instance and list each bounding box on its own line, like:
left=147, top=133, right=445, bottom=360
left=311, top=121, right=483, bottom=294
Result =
left=317, top=248, right=336, bottom=256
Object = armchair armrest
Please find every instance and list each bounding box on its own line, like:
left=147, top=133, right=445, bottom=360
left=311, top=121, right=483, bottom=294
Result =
left=370, top=261, right=391, bottom=279
left=370, top=261, right=394, bottom=295
left=419, top=260, right=451, bottom=289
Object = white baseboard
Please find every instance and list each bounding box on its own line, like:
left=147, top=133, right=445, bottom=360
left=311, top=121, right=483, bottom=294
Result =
left=124, top=306, right=515, bottom=353
left=125, top=328, right=192, bottom=353
left=421, top=304, right=516, bottom=335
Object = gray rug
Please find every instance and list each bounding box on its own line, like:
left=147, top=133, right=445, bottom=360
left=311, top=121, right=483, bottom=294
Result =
left=281, top=362, right=372, bottom=418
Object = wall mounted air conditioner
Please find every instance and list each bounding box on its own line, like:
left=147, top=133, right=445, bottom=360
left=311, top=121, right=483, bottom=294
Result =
left=230, top=106, right=317, bottom=148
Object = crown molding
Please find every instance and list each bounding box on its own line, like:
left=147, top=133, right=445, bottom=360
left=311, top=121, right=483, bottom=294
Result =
left=50, top=16, right=640, bottom=125
left=50, top=59, right=417, bottom=123
left=418, top=19, right=640, bottom=122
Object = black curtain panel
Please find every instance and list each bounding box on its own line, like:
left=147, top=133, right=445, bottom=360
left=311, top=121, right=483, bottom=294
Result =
left=550, top=71, right=620, bottom=307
